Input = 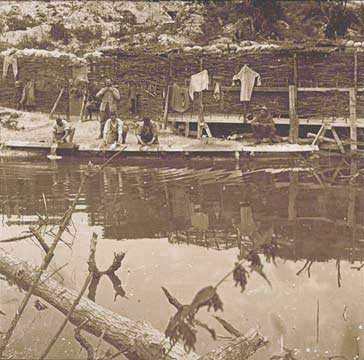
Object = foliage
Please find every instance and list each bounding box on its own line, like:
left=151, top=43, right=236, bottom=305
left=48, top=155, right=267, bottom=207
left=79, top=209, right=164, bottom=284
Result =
left=17, top=35, right=55, bottom=51
left=71, top=26, right=100, bottom=44
left=50, top=22, right=69, bottom=44
left=6, top=14, right=42, bottom=32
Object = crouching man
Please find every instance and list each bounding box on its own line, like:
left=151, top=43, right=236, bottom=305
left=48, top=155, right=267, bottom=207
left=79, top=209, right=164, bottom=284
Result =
left=251, top=105, right=279, bottom=144
left=103, top=112, right=128, bottom=145
left=136, top=117, right=159, bottom=146
left=53, top=117, right=75, bottom=144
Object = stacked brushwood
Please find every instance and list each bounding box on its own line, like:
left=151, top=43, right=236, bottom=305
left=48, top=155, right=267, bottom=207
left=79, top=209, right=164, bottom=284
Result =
left=88, top=52, right=168, bottom=120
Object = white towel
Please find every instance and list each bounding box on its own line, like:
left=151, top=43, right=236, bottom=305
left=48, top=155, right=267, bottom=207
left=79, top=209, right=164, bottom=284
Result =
left=189, top=69, right=209, bottom=100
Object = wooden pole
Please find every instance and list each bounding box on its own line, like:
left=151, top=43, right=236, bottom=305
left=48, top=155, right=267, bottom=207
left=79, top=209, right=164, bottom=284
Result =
left=50, top=88, right=65, bottom=119
left=354, top=50, right=358, bottom=94
left=293, top=53, right=298, bottom=89
left=289, top=85, right=298, bottom=143
left=349, top=87, right=357, bottom=152
left=163, top=85, right=170, bottom=129
left=197, top=58, right=204, bottom=139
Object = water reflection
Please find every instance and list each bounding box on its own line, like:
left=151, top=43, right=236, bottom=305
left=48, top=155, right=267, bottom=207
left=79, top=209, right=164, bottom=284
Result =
left=1, top=157, right=364, bottom=358
left=1, top=158, right=364, bottom=261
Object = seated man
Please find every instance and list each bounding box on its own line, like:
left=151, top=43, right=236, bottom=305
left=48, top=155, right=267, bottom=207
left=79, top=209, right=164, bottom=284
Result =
left=53, top=117, right=75, bottom=144
left=103, top=112, right=128, bottom=145
left=136, top=117, right=159, bottom=146
left=251, top=105, right=278, bottom=144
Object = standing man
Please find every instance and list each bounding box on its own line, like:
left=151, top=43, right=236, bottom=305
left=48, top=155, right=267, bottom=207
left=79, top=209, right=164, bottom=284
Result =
left=96, top=79, right=120, bottom=139
left=103, top=112, right=128, bottom=145
left=251, top=105, right=278, bottom=144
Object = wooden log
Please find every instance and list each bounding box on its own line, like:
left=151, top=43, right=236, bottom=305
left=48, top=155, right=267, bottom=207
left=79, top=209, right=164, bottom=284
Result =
left=307, top=132, right=337, bottom=144
left=0, top=248, right=198, bottom=360
left=350, top=87, right=357, bottom=152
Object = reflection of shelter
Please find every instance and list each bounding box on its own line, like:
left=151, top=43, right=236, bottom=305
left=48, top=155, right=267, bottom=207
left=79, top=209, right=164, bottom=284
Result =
left=170, top=162, right=364, bottom=262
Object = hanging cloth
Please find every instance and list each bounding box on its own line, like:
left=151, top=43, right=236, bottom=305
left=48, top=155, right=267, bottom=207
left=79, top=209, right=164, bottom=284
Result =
left=189, top=69, right=209, bottom=100
left=233, top=65, right=261, bottom=101
left=3, top=55, right=18, bottom=80
left=20, top=80, right=35, bottom=106
left=213, top=82, right=221, bottom=101
left=171, top=83, right=190, bottom=113
left=72, top=64, right=88, bottom=86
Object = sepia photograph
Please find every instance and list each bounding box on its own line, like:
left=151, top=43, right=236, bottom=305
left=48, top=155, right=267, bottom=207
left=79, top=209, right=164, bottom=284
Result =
left=0, top=0, right=364, bottom=359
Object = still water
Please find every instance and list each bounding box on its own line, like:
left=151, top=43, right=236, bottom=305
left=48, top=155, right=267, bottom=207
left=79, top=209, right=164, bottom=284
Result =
left=1, top=156, right=364, bottom=359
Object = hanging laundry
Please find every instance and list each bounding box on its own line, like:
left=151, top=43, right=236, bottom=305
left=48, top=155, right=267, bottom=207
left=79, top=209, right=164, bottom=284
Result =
left=189, top=69, right=209, bottom=100
left=171, top=83, right=190, bottom=113
left=20, top=80, right=35, bottom=109
left=233, top=65, right=261, bottom=101
left=127, top=81, right=137, bottom=114
left=3, top=54, right=18, bottom=80
left=213, top=82, right=221, bottom=101
left=191, top=211, right=209, bottom=231
left=72, top=64, right=88, bottom=86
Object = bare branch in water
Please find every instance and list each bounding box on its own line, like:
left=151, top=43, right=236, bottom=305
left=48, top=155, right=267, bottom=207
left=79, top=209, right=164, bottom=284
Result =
left=39, top=233, right=97, bottom=359
left=74, top=319, right=94, bottom=360
left=0, top=173, right=87, bottom=358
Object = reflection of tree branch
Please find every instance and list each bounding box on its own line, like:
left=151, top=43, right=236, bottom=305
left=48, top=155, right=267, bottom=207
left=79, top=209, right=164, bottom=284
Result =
left=351, top=262, right=364, bottom=271
left=336, top=260, right=341, bottom=288
left=296, top=260, right=309, bottom=276
left=74, top=319, right=94, bottom=360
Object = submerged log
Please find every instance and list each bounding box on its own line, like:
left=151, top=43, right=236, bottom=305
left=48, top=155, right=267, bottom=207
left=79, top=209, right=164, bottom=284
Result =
left=0, top=248, right=267, bottom=360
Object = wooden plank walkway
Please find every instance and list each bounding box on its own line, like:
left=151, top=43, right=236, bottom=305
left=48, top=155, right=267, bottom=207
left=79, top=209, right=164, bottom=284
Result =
left=169, top=114, right=364, bottom=128
left=3, top=140, right=318, bottom=156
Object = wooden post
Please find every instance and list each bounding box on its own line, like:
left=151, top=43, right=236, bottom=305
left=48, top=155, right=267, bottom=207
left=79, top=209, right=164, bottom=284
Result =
left=289, top=85, right=298, bottom=143
left=197, top=58, right=204, bottom=139
left=349, top=87, right=357, bottom=152
left=293, top=53, right=298, bottom=89
left=163, top=85, right=170, bottom=129
left=66, top=82, right=70, bottom=122
left=165, top=53, right=173, bottom=130
left=50, top=88, right=65, bottom=119
left=354, top=50, right=358, bottom=94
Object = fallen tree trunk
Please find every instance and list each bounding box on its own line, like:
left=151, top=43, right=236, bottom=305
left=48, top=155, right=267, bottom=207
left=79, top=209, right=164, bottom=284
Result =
left=0, top=248, right=267, bottom=360
left=0, top=248, right=198, bottom=360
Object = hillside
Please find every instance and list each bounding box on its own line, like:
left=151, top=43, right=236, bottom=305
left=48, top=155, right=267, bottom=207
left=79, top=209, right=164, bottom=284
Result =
left=0, top=1, right=364, bottom=54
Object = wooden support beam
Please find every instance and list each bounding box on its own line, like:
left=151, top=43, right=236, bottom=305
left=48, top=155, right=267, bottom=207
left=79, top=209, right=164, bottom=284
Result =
left=331, top=128, right=345, bottom=154
left=311, top=123, right=327, bottom=146
left=349, top=87, right=357, bottom=152
left=354, top=50, right=358, bottom=94
left=289, top=85, right=298, bottom=143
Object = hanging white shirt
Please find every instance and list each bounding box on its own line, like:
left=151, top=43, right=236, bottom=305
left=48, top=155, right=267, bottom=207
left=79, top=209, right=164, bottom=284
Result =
left=233, top=65, right=261, bottom=101
left=189, top=69, right=209, bottom=100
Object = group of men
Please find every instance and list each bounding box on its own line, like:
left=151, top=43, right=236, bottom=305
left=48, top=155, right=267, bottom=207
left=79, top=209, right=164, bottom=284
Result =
left=53, top=78, right=159, bottom=146
left=53, top=78, right=278, bottom=146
